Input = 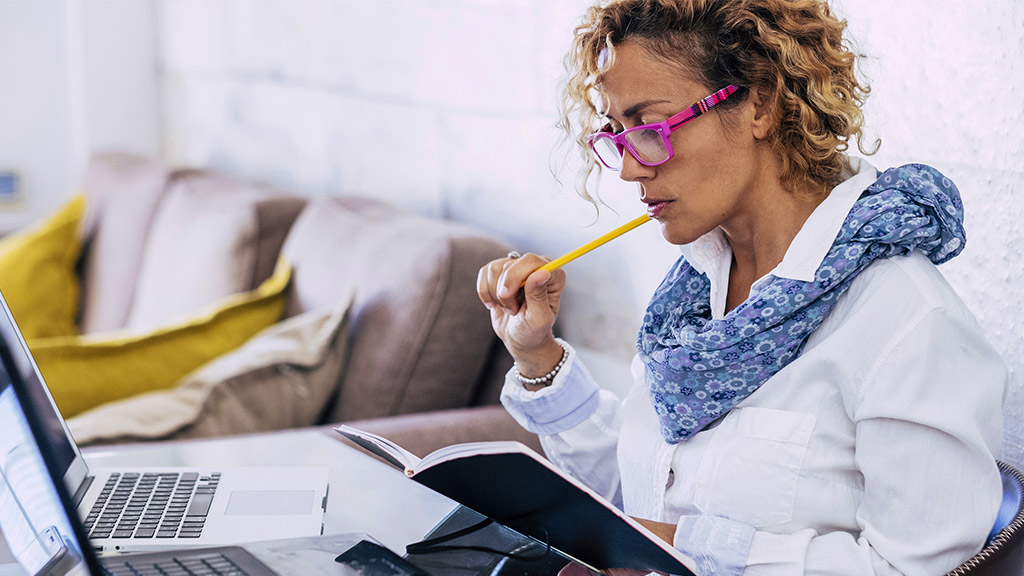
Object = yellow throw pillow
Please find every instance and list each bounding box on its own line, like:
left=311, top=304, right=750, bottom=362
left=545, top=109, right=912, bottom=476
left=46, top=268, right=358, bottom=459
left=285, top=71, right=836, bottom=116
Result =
left=0, top=194, right=86, bottom=340
left=28, top=257, right=292, bottom=418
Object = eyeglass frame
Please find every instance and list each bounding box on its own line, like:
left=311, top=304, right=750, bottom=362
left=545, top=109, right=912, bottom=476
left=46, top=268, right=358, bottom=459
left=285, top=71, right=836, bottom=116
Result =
left=586, top=85, right=741, bottom=171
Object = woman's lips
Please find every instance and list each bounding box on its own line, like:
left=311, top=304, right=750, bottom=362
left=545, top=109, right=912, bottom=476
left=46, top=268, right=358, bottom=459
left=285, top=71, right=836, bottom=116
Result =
left=646, top=200, right=671, bottom=219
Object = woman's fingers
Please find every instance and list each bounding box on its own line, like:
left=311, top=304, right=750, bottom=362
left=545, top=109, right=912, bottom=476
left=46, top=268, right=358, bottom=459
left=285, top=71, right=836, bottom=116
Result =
left=491, top=253, right=546, bottom=312
left=476, top=253, right=565, bottom=314
left=477, top=255, right=524, bottom=306
left=477, top=258, right=507, bottom=310
left=477, top=253, right=565, bottom=356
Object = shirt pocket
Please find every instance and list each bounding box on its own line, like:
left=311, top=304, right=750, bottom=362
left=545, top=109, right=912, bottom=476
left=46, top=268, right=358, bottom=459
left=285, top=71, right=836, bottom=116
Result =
left=693, top=407, right=815, bottom=527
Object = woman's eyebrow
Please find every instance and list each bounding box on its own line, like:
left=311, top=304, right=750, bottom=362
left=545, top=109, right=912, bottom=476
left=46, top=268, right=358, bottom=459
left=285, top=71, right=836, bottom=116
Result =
left=621, top=99, right=672, bottom=120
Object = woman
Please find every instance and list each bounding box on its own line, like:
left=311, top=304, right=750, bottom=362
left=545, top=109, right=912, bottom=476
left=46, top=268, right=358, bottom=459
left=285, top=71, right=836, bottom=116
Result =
left=476, top=0, right=1006, bottom=574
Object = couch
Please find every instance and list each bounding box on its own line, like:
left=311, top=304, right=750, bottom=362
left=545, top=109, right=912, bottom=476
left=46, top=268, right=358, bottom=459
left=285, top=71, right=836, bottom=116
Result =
left=15, top=152, right=540, bottom=457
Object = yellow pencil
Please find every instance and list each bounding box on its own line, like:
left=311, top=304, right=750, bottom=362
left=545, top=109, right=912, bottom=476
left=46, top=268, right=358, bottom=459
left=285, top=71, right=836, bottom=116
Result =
left=538, top=213, right=652, bottom=273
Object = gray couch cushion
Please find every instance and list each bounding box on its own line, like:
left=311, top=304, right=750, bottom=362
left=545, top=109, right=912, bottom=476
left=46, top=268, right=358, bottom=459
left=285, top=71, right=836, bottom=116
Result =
left=126, top=170, right=306, bottom=331
left=281, top=197, right=511, bottom=422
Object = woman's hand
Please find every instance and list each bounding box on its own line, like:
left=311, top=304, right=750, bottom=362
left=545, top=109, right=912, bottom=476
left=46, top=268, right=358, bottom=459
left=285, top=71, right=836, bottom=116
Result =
left=631, top=517, right=676, bottom=545
left=477, top=253, right=567, bottom=378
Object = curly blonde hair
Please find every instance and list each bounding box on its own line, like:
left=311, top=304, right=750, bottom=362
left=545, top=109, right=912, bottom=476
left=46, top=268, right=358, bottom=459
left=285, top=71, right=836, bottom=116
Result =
left=559, top=0, right=876, bottom=202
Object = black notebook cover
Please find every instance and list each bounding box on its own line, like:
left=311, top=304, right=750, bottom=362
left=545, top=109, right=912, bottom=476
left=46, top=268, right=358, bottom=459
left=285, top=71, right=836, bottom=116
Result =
left=412, top=453, right=694, bottom=575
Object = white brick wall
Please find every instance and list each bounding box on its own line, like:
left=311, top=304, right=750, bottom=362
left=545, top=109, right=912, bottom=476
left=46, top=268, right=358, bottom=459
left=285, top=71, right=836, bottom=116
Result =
left=152, top=0, right=1024, bottom=465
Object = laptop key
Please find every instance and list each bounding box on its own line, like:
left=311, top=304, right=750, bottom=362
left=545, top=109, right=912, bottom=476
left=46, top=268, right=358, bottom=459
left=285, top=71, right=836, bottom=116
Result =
left=186, top=493, right=214, bottom=517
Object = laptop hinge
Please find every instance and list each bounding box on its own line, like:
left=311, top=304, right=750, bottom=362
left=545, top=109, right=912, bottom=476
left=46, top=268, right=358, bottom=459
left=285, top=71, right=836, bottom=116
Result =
left=72, top=475, right=94, bottom=507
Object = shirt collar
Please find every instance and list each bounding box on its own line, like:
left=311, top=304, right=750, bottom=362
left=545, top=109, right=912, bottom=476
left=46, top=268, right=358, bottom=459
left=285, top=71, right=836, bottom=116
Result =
left=772, top=157, right=878, bottom=282
left=679, top=157, right=879, bottom=282
left=678, top=228, right=727, bottom=276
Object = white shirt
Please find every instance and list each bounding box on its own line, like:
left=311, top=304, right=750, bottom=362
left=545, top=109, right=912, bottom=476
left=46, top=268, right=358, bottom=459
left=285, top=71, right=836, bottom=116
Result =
left=501, top=159, right=1007, bottom=576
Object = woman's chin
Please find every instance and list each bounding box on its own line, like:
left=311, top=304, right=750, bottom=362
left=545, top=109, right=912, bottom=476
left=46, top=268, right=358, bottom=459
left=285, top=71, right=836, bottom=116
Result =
left=658, top=222, right=701, bottom=246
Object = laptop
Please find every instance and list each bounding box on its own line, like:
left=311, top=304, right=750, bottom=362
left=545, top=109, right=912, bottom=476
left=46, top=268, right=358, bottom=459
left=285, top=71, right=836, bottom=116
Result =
left=0, top=351, right=428, bottom=576
left=0, top=292, right=329, bottom=555
left=3, top=332, right=310, bottom=575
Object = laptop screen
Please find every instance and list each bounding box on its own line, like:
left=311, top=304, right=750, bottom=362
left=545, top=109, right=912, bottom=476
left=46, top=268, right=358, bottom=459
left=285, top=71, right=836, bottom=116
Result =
left=0, top=374, right=91, bottom=575
left=0, top=296, right=87, bottom=496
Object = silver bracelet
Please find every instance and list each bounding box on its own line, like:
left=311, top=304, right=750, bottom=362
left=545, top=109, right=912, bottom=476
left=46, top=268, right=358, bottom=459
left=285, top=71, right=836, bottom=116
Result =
left=514, top=342, right=569, bottom=387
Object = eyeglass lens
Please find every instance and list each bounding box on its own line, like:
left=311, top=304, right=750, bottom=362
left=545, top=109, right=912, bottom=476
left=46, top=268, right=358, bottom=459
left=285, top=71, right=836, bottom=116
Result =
left=626, top=129, right=668, bottom=164
left=592, top=137, right=624, bottom=170
left=593, top=129, right=669, bottom=170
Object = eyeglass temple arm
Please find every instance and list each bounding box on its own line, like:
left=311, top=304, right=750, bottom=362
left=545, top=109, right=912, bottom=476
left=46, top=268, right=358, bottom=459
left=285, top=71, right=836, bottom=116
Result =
left=668, top=85, right=740, bottom=129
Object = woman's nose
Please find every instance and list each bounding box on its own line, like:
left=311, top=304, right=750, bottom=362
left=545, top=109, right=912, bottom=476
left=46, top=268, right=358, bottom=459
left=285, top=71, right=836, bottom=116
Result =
left=618, top=150, right=654, bottom=182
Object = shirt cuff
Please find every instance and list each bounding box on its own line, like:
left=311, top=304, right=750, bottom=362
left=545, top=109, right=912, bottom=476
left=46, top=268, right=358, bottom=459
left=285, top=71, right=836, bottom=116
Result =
left=499, top=339, right=601, bottom=435
left=674, top=514, right=755, bottom=576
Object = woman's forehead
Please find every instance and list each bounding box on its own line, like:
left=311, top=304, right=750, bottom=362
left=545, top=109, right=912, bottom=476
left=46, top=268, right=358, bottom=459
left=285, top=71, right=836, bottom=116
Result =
left=596, top=42, right=706, bottom=115
left=599, top=41, right=701, bottom=88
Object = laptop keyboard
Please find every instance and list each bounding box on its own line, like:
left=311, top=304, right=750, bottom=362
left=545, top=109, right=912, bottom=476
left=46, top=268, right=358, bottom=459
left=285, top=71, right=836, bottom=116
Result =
left=85, top=472, right=221, bottom=540
left=101, top=551, right=255, bottom=576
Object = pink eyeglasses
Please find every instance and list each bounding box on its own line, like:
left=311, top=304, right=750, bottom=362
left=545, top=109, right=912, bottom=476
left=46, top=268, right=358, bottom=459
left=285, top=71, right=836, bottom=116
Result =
left=587, top=85, right=740, bottom=171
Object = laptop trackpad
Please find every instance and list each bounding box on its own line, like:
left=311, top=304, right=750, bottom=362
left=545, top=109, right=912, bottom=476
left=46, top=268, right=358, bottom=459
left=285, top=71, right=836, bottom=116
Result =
left=225, top=490, right=314, bottom=516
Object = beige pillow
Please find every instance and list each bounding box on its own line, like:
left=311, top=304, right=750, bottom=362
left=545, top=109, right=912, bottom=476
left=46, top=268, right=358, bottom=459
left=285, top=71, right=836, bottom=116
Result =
left=66, top=294, right=352, bottom=445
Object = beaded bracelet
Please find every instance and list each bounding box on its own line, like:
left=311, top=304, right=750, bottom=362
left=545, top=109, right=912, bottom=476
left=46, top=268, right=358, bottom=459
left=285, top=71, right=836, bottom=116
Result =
left=514, top=341, right=569, bottom=387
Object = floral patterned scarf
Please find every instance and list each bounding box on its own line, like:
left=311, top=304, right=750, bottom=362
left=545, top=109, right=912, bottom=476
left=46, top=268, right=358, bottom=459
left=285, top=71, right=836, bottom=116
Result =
left=636, top=164, right=965, bottom=443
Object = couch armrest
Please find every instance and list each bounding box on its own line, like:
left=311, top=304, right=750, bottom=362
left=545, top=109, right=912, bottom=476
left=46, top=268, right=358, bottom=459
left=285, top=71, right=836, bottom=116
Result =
left=335, top=405, right=542, bottom=459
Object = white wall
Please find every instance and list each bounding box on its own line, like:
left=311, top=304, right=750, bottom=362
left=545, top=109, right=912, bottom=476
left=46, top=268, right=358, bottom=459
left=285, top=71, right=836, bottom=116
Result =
left=0, top=0, right=158, bottom=233
left=0, top=0, right=85, bottom=232
left=80, top=0, right=160, bottom=159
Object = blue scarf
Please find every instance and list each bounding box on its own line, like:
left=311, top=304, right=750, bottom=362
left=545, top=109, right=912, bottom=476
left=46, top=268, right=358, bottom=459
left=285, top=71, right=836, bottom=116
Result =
left=636, top=164, right=965, bottom=443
